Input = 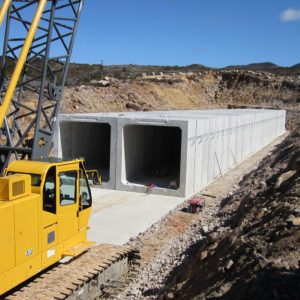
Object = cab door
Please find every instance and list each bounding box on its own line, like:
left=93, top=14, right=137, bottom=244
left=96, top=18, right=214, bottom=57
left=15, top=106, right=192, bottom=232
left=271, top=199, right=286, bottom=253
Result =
left=56, top=165, right=79, bottom=243
left=42, top=166, right=58, bottom=252
left=41, top=166, right=59, bottom=267
left=78, top=166, right=92, bottom=232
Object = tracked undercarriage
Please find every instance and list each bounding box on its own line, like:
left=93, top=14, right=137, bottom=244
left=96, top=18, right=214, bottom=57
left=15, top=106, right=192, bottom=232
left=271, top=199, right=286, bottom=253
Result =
left=5, top=245, right=140, bottom=300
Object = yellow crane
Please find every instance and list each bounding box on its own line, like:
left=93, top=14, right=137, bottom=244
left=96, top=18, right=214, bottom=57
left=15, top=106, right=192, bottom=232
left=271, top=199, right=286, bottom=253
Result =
left=0, top=1, right=138, bottom=298
left=0, top=158, right=94, bottom=294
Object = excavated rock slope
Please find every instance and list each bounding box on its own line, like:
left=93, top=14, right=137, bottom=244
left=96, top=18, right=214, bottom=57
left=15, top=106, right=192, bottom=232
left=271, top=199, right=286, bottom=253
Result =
left=60, top=71, right=300, bottom=113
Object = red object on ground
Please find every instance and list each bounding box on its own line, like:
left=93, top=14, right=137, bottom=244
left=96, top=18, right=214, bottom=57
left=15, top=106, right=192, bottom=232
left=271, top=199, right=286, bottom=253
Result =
left=146, top=183, right=157, bottom=193
left=187, top=197, right=205, bottom=213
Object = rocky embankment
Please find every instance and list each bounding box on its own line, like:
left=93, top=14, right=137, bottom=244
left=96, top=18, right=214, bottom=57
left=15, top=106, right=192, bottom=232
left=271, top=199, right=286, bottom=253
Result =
left=61, top=70, right=300, bottom=114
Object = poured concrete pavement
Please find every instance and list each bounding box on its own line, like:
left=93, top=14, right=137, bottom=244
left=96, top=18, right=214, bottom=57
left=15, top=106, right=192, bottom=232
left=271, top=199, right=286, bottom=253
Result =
left=88, top=187, right=184, bottom=245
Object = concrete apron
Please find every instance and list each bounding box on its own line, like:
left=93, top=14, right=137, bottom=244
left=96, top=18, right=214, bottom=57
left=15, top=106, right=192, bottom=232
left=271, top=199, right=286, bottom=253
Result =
left=88, top=188, right=184, bottom=245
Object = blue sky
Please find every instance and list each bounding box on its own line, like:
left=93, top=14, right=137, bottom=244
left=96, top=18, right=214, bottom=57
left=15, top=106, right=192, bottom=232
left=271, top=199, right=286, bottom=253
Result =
left=1, top=0, right=299, bottom=67
left=70, top=0, right=299, bottom=67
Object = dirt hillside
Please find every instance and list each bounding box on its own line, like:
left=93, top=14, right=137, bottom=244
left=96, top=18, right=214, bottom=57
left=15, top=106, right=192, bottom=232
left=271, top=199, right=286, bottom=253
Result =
left=61, top=70, right=300, bottom=113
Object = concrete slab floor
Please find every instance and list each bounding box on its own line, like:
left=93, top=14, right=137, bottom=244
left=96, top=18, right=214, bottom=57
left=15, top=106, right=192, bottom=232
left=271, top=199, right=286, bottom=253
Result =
left=88, top=188, right=184, bottom=245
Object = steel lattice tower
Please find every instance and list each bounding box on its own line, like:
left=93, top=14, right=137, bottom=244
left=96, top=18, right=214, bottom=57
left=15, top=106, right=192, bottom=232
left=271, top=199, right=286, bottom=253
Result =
left=0, top=0, right=84, bottom=173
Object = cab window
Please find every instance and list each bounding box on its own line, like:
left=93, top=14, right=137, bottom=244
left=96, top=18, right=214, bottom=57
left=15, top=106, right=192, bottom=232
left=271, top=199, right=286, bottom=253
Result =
left=79, top=169, right=92, bottom=210
left=60, top=171, right=77, bottom=206
left=43, top=167, right=56, bottom=214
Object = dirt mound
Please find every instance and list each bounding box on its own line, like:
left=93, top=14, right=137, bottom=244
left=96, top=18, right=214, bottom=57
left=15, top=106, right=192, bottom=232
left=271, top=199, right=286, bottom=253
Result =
left=164, top=110, right=300, bottom=299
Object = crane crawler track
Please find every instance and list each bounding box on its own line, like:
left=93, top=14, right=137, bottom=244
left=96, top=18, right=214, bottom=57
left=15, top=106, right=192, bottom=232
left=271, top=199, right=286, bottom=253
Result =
left=4, top=244, right=140, bottom=300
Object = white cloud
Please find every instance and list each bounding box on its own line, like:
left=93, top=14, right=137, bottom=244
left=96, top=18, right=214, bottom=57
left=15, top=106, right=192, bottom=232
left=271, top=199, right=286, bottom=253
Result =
left=281, top=8, right=300, bottom=21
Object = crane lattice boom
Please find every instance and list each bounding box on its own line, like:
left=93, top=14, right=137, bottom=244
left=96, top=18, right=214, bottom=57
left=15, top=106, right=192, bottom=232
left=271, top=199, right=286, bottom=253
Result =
left=0, top=0, right=84, bottom=173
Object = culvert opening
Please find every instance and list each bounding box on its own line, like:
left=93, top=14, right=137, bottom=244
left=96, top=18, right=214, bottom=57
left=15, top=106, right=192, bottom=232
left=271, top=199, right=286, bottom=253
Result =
left=124, top=125, right=181, bottom=189
left=60, top=122, right=111, bottom=182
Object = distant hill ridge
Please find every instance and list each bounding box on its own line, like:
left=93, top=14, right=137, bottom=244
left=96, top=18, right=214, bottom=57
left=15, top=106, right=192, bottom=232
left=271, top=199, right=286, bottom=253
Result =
left=65, top=61, right=300, bottom=84
left=246, top=62, right=278, bottom=69
left=0, top=56, right=299, bottom=85
left=291, top=63, right=300, bottom=69
left=223, top=61, right=300, bottom=76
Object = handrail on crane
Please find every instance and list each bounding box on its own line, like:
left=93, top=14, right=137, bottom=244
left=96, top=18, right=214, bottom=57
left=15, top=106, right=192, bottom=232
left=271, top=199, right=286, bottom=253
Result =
left=0, top=0, right=11, bottom=27
left=0, top=0, right=47, bottom=128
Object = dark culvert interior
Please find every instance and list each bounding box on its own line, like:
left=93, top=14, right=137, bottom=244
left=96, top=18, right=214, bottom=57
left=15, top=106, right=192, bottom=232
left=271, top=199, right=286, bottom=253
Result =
left=124, top=125, right=181, bottom=189
left=60, top=122, right=111, bottom=182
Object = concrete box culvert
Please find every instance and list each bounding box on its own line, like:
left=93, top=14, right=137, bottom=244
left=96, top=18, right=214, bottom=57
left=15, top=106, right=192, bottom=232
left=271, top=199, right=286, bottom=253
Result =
left=116, top=118, right=189, bottom=197
left=123, top=125, right=181, bottom=188
left=55, top=116, right=117, bottom=190
left=54, top=109, right=286, bottom=198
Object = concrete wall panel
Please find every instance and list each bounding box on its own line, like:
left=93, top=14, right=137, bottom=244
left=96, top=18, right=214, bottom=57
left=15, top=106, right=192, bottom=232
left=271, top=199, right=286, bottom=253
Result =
left=194, top=118, right=210, bottom=192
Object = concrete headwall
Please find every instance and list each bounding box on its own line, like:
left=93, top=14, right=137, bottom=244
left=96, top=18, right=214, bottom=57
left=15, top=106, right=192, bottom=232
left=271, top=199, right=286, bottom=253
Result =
left=54, top=109, right=286, bottom=197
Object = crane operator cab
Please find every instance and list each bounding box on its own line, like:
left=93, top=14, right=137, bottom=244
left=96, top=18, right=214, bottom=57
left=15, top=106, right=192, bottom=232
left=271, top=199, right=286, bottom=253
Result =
left=0, top=158, right=94, bottom=295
